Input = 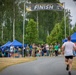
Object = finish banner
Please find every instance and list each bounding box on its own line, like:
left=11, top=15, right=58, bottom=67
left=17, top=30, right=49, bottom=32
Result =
left=26, top=3, right=64, bottom=11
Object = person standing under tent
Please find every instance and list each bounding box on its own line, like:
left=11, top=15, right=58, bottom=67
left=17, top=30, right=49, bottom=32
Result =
left=46, top=44, right=50, bottom=56
left=54, top=43, right=59, bottom=56
left=49, top=43, right=54, bottom=56
left=10, top=45, right=14, bottom=57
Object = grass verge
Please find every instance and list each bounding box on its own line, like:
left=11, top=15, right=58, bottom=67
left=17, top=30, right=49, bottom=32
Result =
left=73, top=57, right=76, bottom=70
left=0, top=57, right=36, bottom=72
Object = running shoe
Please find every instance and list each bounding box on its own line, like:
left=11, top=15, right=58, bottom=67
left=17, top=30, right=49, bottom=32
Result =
left=68, top=71, right=71, bottom=75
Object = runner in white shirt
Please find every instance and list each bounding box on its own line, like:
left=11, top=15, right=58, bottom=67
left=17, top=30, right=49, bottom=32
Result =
left=61, top=36, right=76, bottom=75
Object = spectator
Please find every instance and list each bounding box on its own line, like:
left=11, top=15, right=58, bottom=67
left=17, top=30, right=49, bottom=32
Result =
left=54, top=43, right=59, bottom=56
left=46, top=44, right=50, bottom=56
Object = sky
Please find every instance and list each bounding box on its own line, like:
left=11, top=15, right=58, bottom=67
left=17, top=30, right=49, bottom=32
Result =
left=59, top=0, right=76, bottom=25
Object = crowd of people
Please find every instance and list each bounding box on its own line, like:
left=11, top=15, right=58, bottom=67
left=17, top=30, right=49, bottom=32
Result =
left=24, top=43, right=61, bottom=57
left=0, top=43, right=61, bottom=57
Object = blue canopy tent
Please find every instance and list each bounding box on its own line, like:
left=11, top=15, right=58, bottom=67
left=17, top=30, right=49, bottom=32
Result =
left=1, top=41, right=11, bottom=48
left=7, top=40, right=22, bottom=47
left=1, top=41, right=11, bottom=52
left=71, top=32, right=76, bottom=42
left=62, top=32, right=76, bottom=42
left=62, top=38, right=67, bottom=42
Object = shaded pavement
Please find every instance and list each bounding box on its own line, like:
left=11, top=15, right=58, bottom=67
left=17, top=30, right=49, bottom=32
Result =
left=0, top=56, right=76, bottom=75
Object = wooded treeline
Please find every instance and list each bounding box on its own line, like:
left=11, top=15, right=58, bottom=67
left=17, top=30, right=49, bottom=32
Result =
left=0, top=0, right=76, bottom=45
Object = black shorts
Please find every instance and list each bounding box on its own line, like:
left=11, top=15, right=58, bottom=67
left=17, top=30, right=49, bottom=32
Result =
left=65, top=56, right=73, bottom=59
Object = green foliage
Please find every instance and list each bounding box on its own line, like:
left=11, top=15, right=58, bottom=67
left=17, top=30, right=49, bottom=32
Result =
left=47, top=15, right=72, bottom=45
left=72, top=23, right=76, bottom=33
left=0, top=0, right=23, bottom=44
left=0, top=0, right=72, bottom=46
left=25, top=19, right=38, bottom=44
left=47, top=23, right=63, bottom=44
left=28, top=11, right=63, bottom=42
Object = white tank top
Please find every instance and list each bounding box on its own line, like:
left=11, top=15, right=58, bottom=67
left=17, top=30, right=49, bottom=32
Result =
left=62, top=41, right=75, bottom=56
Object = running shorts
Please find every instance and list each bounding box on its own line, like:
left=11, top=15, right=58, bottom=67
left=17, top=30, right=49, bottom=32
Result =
left=65, top=56, right=73, bottom=59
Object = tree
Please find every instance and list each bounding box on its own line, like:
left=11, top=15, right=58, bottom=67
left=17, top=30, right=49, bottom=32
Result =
left=0, top=0, right=66, bottom=45
left=47, top=23, right=63, bottom=44
left=25, top=19, right=38, bottom=44
left=72, top=23, right=76, bottom=32
left=0, top=0, right=23, bottom=44
left=47, top=14, right=72, bottom=45
left=28, top=0, right=64, bottom=42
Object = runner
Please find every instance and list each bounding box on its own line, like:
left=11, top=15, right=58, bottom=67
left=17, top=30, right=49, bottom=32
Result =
left=61, top=36, right=76, bottom=75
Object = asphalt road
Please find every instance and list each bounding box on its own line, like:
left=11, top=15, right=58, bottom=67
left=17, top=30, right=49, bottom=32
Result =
left=0, top=56, right=76, bottom=75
